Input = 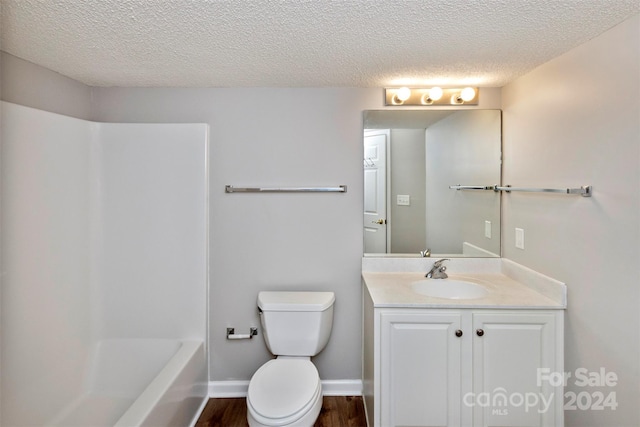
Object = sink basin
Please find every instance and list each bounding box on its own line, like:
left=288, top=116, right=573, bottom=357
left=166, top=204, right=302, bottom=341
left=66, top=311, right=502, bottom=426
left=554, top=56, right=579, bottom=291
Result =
left=411, top=279, right=489, bottom=299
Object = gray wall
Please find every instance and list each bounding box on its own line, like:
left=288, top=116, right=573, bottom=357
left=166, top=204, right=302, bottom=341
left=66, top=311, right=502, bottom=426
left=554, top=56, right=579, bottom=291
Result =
left=0, top=52, right=92, bottom=120
left=502, top=15, right=639, bottom=427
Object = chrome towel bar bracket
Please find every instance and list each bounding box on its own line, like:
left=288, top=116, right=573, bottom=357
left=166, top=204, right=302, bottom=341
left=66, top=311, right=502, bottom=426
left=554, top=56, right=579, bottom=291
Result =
left=449, top=185, right=496, bottom=191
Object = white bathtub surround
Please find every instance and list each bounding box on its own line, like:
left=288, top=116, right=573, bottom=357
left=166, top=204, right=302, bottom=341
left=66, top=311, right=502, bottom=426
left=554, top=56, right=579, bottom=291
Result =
left=114, top=341, right=207, bottom=427
left=1, top=102, right=208, bottom=427
left=47, top=340, right=206, bottom=427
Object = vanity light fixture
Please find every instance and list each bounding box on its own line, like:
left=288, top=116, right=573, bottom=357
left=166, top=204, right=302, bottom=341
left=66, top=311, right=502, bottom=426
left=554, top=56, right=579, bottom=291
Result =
left=385, top=86, right=479, bottom=106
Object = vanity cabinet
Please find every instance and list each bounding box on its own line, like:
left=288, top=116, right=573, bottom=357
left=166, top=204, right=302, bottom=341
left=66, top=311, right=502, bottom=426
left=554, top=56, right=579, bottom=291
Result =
left=365, top=305, right=564, bottom=427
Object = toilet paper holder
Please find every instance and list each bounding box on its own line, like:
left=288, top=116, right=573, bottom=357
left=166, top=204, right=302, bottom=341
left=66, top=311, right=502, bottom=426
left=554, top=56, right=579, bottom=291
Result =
left=227, top=327, right=258, bottom=340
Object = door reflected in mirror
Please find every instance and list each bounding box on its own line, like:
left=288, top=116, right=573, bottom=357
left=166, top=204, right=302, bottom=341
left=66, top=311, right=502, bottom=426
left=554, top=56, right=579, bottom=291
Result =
left=363, top=109, right=501, bottom=258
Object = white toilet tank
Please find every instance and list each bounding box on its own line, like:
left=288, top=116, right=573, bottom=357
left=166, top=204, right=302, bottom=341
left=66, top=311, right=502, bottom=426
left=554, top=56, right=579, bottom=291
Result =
left=257, top=291, right=335, bottom=357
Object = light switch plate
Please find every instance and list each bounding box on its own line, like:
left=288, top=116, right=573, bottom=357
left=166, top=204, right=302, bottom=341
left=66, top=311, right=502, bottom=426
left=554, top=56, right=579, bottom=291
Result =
left=397, top=195, right=410, bottom=206
left=484, top=220, right=492, bottom=239
left=515, top=228, right=525, bottom=249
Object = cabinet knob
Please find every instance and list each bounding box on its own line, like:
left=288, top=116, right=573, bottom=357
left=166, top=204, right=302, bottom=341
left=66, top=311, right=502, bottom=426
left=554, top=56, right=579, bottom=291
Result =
left=455, top=329, right=463, bottom=337
left=476, top=329, right=485, bottom=337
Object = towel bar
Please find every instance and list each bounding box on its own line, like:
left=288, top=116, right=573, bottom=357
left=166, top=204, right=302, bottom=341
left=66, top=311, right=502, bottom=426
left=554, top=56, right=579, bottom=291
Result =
left=225, top=185, right=347, bottom=193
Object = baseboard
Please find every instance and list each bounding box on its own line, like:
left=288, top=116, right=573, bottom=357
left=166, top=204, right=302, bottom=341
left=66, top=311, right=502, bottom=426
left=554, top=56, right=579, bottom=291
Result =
left=209, top=379, right=363, bottom=398
left=209, top=380, right=250, bottom=398
left=321, top=379, right=363, bottom=396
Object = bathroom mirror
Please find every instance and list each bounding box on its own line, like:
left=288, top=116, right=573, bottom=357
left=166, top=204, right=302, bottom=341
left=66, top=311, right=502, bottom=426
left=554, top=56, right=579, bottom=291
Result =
left=363, top=109, right=501, bottom=257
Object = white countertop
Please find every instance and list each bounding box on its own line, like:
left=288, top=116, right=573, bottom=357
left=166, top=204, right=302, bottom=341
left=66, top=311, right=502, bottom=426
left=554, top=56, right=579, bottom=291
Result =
left=362, top=258, right=566, bottom=309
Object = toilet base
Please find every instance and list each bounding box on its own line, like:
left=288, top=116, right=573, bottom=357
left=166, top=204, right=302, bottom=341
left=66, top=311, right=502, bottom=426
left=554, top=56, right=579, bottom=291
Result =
left=247, top=390, right=322, bottom=427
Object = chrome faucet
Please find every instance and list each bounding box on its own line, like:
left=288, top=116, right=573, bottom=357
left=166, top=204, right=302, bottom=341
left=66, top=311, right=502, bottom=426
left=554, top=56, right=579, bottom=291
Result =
left=426, top=258, right=449, bottom=279
left=420, top=248, right=431, bottom=257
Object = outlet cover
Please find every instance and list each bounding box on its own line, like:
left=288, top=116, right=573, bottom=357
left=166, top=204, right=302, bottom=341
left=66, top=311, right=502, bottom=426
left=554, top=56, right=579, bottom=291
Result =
left=515, top=228, right=525, bottom=249
left=484, top=220, right=492, bottom=239
left=397, top=195, right=410, bottom=206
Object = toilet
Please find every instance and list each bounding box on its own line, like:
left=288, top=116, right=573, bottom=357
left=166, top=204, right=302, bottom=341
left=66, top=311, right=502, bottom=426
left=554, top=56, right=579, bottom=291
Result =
left=246, top=291, right=335, bottom=427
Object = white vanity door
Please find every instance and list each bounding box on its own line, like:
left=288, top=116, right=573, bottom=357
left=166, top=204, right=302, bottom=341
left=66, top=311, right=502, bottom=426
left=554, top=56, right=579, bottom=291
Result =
left=380, top=311, right=464, bottom=427
left=471, top=311, right=563, bottom=427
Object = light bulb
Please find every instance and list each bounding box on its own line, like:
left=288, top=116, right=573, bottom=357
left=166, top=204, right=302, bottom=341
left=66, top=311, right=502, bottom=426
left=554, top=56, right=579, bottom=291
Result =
left=429, top=87, right=443, bottom=101
left=396, top=87, right=411, bottom=102
left=460, top=87, right=476, bottom=102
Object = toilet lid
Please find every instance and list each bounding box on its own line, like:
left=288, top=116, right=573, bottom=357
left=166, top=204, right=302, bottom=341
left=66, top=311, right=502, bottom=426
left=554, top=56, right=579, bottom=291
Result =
left=247, top=359, right=321, bottom=421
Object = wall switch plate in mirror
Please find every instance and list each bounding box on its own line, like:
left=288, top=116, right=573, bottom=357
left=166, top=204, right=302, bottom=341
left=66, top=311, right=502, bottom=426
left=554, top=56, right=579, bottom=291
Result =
left=397, top=195, right=410, bottom=206
left=485, top=221, right=492, bottom=238
left=515, top=228, right=525, bottom=249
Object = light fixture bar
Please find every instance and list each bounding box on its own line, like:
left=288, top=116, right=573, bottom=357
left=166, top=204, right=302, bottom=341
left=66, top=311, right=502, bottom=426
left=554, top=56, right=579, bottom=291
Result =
left=384, top=87, right=479, bottom=106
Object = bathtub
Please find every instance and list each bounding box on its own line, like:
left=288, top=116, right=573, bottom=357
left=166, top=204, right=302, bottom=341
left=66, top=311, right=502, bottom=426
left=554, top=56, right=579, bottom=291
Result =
left=49, top=339, right=207, bottom=427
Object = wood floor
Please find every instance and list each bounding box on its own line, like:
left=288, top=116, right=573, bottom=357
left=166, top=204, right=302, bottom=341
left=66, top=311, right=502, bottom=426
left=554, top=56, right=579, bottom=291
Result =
left=195, top=396, right=367, bottom=427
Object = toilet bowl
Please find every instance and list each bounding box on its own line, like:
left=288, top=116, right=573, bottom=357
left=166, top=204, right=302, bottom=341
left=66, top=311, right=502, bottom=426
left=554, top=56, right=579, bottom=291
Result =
left=246, top=291, right=335, bottom=427
left=247, top=358, right=322, bottom=427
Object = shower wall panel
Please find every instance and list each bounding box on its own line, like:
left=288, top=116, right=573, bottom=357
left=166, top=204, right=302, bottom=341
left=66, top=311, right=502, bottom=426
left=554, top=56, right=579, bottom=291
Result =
left=1, top=103, right=95, bottom=425
left=1, top=102, right=208, bottom=426
left=94, top=123, right=208, bottom=340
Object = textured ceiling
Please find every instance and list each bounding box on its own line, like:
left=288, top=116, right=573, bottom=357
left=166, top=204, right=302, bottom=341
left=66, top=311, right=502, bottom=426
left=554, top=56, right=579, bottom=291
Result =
left=1, top=0, right=638, bottom=87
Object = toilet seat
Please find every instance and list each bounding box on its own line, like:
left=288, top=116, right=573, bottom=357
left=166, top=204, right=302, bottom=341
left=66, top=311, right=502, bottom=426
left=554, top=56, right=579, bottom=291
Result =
left=247, top=358, right=322, bottom=426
